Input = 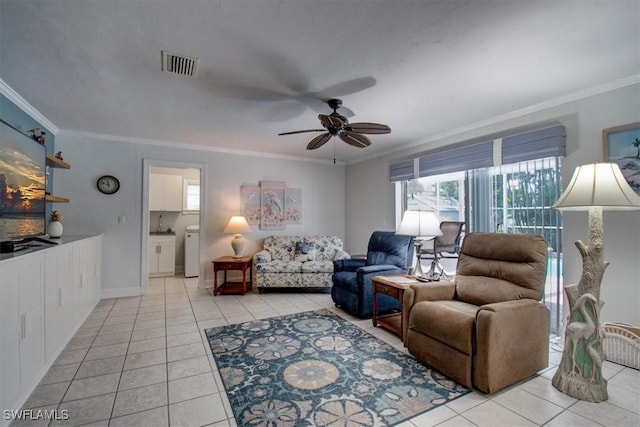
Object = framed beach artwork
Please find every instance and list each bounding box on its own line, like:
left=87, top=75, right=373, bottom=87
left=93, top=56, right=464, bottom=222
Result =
left=603, top=122, right=640, bottom=196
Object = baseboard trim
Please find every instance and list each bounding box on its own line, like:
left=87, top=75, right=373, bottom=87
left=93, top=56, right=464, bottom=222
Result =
left=101, top=287, right=144, bottom=299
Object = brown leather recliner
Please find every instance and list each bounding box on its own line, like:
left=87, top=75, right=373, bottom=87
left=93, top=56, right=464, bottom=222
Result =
left=403, top=232, right=550, bottom=394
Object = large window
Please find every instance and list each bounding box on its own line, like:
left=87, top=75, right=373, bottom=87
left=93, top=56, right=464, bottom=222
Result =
left=406, top=171, right=466, bottom=221
left=401, top=156, right=563, bottom=335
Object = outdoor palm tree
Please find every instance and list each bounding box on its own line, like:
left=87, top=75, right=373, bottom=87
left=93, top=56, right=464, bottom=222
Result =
left=633, top=137, right=640, bottom=159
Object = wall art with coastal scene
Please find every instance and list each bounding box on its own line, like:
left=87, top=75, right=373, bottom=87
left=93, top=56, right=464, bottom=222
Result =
left=603, top=122, right=640, bottom=196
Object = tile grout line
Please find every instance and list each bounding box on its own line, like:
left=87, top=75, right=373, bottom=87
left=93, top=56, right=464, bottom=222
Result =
left=105, top=292, right=142, bottom=423
left=50, top=299, right=115, bottom=420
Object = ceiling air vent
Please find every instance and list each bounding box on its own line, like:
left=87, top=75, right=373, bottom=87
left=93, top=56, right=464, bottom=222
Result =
left=162, top=51, right=199, bottom=78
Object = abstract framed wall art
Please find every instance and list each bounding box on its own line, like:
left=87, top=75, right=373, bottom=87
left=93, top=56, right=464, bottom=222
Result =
left=603, top=122, right=640, bottom=196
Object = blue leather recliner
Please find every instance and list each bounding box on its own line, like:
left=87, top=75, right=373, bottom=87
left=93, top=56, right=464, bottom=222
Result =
left=331, top=231, right=415, bottom=318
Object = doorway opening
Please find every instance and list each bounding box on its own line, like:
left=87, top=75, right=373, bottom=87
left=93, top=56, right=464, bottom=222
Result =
left=141, top=160, right=206, bottom=294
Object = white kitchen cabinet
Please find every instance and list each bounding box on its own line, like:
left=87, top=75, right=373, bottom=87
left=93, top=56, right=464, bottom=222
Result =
left=44, top=244, right=74, bottom=361
left=0, top=256, right=22, bottom=416
left=0, top=235, right=102, bottom=423
left=149, top=173, right=183, bottom=211
left=149, top=234, right=176, bottom=277
left=0, top=252, right=45, bottom=416
left=73, top=236, right=102, bottom=324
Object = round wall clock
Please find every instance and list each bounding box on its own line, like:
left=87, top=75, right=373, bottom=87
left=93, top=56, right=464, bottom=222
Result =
left=97, top=175, right=120, bottom=194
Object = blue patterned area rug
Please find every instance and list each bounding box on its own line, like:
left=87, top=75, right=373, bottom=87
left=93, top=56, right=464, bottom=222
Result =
left=205, top=309, right=470, bottom=426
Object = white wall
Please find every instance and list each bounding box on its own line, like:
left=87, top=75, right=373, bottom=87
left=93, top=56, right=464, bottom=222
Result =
left=53, top=134, right=345, bottom=295
left=345, top=84, right=640, bottom=325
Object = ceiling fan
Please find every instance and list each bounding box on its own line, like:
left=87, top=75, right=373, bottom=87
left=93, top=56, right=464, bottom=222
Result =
left=278, top=99, right=391, bottom=151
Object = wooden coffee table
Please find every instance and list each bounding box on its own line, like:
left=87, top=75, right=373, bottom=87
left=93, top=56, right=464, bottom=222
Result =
left=371, top=275, right=420, bottom=339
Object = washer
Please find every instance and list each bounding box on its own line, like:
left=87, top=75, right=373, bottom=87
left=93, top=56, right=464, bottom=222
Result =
left=184, top=224, right=200, bottom=278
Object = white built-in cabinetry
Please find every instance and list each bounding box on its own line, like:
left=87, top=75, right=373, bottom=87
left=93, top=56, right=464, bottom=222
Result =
left=149, top=173, right=182, bottom=211
left=0, top=235, right=101, bottom=423
left=148, top=234, right=176, bottom=277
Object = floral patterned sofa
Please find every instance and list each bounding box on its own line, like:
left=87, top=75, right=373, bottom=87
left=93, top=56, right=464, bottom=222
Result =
left=253, top=236, right=350, bottom=291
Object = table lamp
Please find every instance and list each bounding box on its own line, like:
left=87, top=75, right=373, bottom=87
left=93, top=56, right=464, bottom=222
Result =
left=223, top=215, right=251, bottom=258
left=551, top=162, right=640, bottom=402
left=396, top=210, right=442, bottom=279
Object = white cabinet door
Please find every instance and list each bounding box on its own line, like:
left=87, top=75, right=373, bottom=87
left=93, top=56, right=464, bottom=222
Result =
left=149, top=173, right=164, bottom=211
left=89, top=235, right=102, bottom=307
left=149, top=173, right=183, bottom=211
left=149, top=240, right=160, bottom=274
left=18, top=254, right=46, bottom=391
left=44, top=245, right=74, bottom=360
left=149, top=235, right=175, bottom=277
left=157, top=240, right=175, bottom=274
left=73, top=239, right=94, bottom=322
left=164, top=175, right=183, bottom=211
left=0, top=260, right=21, bottom=414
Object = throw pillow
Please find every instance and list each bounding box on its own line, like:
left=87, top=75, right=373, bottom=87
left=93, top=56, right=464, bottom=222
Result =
left=295, top=242, right=315, bottom=262
left=295, top=249, right=316, bottom=262
left=295, top=241, right=312, bottom=254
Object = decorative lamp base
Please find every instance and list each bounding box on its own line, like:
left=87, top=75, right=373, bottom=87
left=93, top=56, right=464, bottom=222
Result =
left=412, top=239, right=425, bottom=278
left=231, top=234, right=245, bottom=258
left=552, top=206, right=608, bottom=402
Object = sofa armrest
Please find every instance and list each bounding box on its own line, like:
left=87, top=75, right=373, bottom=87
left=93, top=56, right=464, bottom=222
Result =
left=333, top=258, right=366, bottom=272
left=402, top=281, right=456, bottom=342
left=253, top=250, right=272, bottom=264
left=333, top=249, right=351, bottom=261
left=474, top=299, right=550, bottom=393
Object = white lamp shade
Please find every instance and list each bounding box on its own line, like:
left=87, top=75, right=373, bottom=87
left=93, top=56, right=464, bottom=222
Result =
left=553, top=163, right=640, bottom=211
left=223, top=216, right=251, bottom=234
left=396, top=210, right=443, bottom=238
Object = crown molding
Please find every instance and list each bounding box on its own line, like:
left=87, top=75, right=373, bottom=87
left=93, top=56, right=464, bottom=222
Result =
left=59, top=129, right=345, bottom=166
left=347, top=75, right=640, bottom=165
left=0, top=79, right=59, bottom=134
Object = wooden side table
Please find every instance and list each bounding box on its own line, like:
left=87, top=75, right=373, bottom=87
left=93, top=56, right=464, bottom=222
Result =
left=212, top=256, right=253, bottom=296
left=371, top=275, right=420, bottom=338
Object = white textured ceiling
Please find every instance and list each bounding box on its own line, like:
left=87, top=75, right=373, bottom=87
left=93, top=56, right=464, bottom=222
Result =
left=1, top=0, right=639, bottom=163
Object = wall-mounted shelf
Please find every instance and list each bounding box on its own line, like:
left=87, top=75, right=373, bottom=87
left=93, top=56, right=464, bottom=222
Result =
left=46, top=153, right=70, bottom=169
left=45, top=153, right=70, bottom=203
left=45, top=194, right=70, bottom=203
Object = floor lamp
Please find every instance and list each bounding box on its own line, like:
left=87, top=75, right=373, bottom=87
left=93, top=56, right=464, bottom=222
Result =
left=396, top=210, right=442, bottom=279
left=551, top=163, right=640, bottom=402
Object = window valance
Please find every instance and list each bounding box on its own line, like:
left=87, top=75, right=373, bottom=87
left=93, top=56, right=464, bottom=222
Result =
left=389, top=124, right=565, bottom=182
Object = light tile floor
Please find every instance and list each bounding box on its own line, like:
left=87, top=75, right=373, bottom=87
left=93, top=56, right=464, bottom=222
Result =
left=14, top=276, right=640, bottom=426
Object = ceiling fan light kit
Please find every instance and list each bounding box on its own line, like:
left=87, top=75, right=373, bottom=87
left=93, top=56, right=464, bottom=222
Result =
left=278, top=99, right=391, bottom=155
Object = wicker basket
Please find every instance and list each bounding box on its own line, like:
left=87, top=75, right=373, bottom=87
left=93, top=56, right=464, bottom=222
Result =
left=602, top=322, right=640, bottom=370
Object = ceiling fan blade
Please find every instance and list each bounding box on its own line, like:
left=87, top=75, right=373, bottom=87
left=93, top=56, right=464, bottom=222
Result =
left=307, top=133, right=332, bottom=150
left=278, top=129, right=325, bottom=136
left=321, top=77, right=377, bottom=97
left=337, top=105, right=355, bottom=118
left=339, top=131, right=371, bottom=148
left=348, top=122, right=391, bottom=134
left=318, top=114, right=345, bottom=128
